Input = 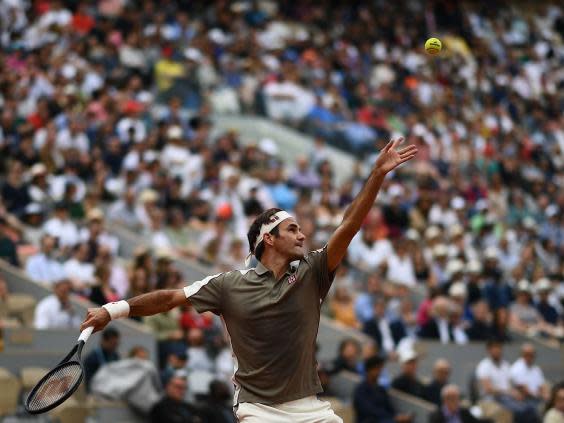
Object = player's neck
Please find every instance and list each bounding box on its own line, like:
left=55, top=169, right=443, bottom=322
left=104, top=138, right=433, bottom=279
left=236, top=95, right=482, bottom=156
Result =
left=260, top=251, right=291, bottom=280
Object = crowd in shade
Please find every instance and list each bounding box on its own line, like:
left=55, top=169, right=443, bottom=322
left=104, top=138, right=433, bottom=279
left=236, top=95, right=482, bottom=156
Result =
left=0, top=0, right=563, bottom=422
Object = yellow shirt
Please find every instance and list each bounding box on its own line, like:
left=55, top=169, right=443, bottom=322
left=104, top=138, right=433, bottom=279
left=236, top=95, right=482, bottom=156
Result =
left=154, top=59, right=185, bottom=92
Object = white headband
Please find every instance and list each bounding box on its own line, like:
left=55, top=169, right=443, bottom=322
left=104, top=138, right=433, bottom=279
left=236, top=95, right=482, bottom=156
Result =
left=245, top=211, right=293, bottom=267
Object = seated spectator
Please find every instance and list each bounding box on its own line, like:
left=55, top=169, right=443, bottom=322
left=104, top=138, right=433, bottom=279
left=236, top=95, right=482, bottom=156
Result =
left=417, top=297, right=456, bottom=344
left=330, top=286, right=360, bottom=329
left=33, top=278, right=81, bottom=329
left=534, top=278, right=560, bottom=326
left=83, top=327, right=121, bottom=390
left=510, top=280, right=544, bottom=334
left=107, top=187, right=145, bottom=231
left=332, top=338, right=362, bottom=375
left=186, top=328, right=215, bottom=374
left=144, top=307, right=185, bottom=369
left=354, top=355, right=412, bottom=423
left=161, top=350, right=188, bottom=386
left=42, top=201, right=80, bottom=249
left=63, top=242, right=95, bottom=291
left=475, top=339, right=540, bottom=423
left=89, top=264, right=120, bottom=306
left=466, top=301, right=496, bottom=341
left=363, top=297, right=407, bottom=356
left=199, top=380, right=237, bottom=423
left=429, top=384, right=491, bottom=423
left=354, top=274, right=383, bottom=325
left=0, top=216, right=20, bottom=266
left=543, top=382, right=564, bottom=423
left=424, top=359, right=452, bottom=407
left=391, top=348, right=426, bottom=399
left=150, top=371, right=207, bottom=423
left=25, top=234, right=65, bottom=285
left=510, top=343, right=550, bottom=405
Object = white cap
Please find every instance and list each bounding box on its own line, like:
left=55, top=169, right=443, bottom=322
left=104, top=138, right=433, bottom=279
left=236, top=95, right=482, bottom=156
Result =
left=449, top=281, right=467, bottom=298
left=425, top=226, right=441, bottom=240
left=184, top=47, right=203, bottom=62
left=534, top=278, right=552, bottom=292
left=398, top=348, right=418, bottom=364
left=139, top=189, right=158, bottom=203
left=484, top=246, right=498, bottom=260
left=516, top=279, right=532, bottom=293
left=451, top=196, right=466, bottom=210
left=30, top=163, right=47, bottom=176
left=545, top=205, right=559, bottom=218
left=167, top=125, right=183, bottom=140
left=405, top=229, right=420, bottom=241
left=522, top=217, right=536, bottom=229
left=143, top=150, right=159, bottom=163
left=258, top=138, right=279, bottom=156
left=25, top=203, right=43, bottom=215
left=433, top=244, right=449, bottom=258
left=446, top=259, right=465, bottom=276
left=449, top=224, right=464, bottom=238
left=465, top=260, right=482, bottom=274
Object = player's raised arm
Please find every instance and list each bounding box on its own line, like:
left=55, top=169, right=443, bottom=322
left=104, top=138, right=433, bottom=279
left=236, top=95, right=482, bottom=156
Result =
left=80, top=289, right=188, bottom=333
left=326, top=136, right=417, bottom=272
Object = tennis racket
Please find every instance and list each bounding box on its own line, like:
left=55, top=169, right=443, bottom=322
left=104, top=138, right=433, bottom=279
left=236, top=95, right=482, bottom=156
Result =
left=24, top=326, right=94, bottom=414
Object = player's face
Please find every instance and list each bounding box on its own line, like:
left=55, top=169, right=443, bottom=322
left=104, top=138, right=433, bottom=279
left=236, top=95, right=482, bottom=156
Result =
left=272, top=219, right=306, bottom=260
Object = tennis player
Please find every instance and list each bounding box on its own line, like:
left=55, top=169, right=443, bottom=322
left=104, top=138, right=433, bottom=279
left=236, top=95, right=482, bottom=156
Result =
left=81, top=137, right=417, bottom=422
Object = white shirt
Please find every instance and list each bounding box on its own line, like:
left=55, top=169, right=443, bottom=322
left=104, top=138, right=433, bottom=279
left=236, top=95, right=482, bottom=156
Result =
left=476, top=357, right=512, bottom=396
left=386, top=254, right=416, bottom=286
left=55, top=129, right=89, bottom=153
left=78, top=229, right=120, bottom=256
left=510, top=358, right=545, bottom=397
left=34, top=294, right=81, bottom=329
left=348, top=233, right=393, bottom=272
left=25, top=253, right=65, bottom=285
left=63, top=258, right=95, bottom=285
left=378, top=318, right=395, bottom=353
left=437, top=318, right=451, bottom=344
left=43, top=217, right=80, bottom=248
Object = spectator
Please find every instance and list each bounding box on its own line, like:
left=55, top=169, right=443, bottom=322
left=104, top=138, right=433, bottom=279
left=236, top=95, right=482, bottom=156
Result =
left=42, top=201, right=79, bottom=249
left=33, top=278, right=80, bottom=329
left=354, top=355, right=412, bottom=423
left=354, top=274, right=383, bottom=325
left=0, top=216, right=19, bottom=266
left=466, top=301, right=496, bottom=342
left=534, top=278, right=561, bottom=326
left=332, top=338, right=362, bottom=375
left=63, top=242, right=95, bottom=290
left=1, top=160, right=30, bottom=216
left=144, top=307, right=185, bottom=369
left=417, top=297, right=456, bottom=344
left=425, top=359, right=452, bottom=407
left=330, top=286, right=360, bottom=329
left=391, top=348, right=426, bottom=399
left=150, top=371, right=207, bottom=423
left=25, top=234, right=65, bottom=285
left=161, top=350, right=188, bottom=387
left=200, top=380, right=237, bottom=423
left=510, top=343, right=550, bottom=405
left=363, top=297, right=407, bottom=356
left=543, top=382, right=564, bottom=423
left=429, top=384, right=490, bottom=423
left=83, top=327, right=121, bottom=390
left=475, top=339, right=539, bottom=423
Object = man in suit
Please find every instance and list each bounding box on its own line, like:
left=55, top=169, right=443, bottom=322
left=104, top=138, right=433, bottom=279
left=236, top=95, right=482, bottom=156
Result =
left=354, top=355, right=412, bottom=423
left=424, top=359, right=451, bottom=406
left=429, top=384, right=491, bottom=423
left=363, top=297, right=407, bottom=355
left=418, top=297, right=454, bottom=343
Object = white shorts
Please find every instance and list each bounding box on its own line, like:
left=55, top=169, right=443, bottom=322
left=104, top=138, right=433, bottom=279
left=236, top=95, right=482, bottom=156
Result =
left=235, top=396, right=343, bottom=423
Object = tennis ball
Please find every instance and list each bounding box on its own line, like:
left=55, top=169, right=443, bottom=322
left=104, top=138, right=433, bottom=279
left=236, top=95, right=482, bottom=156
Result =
left=425, top=37, right=442, bottom=55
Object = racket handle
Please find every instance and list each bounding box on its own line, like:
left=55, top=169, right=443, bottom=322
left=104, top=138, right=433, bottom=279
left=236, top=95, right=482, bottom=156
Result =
left=78, top=326, right=94, bottom=343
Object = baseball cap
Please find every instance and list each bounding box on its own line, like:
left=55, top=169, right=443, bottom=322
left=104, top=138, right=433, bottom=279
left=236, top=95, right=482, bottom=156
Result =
left=398, top=348, right=418, bottom=364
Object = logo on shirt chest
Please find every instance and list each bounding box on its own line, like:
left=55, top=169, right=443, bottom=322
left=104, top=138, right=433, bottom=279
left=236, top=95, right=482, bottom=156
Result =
left=288, top=274, right=298, bottom=285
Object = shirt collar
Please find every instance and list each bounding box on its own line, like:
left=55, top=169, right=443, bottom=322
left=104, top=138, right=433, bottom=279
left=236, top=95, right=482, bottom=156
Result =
left=254, top=261, right=300, bottom=276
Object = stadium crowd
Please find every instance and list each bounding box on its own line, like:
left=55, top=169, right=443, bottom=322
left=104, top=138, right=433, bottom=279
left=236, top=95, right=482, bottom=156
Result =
left=0, top=0, right=562, bottom=422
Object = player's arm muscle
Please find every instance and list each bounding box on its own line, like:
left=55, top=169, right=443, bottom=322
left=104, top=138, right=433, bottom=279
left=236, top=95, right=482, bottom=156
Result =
left=127, top=289, right=188, bottom=316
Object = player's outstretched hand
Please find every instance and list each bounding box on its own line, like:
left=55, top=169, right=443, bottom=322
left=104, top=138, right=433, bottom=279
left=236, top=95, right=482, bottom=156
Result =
left=80, top=307, right=111, bottom=333
left=374, top=136, right=417, bottom=174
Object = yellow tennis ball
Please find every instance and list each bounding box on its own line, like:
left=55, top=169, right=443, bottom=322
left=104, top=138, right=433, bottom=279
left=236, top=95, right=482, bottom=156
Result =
left=425, top=37, right=442, bottom=55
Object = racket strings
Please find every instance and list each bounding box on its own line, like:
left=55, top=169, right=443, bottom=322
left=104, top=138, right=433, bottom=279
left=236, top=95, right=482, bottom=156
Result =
left=26, top=363, right=82, bottom=412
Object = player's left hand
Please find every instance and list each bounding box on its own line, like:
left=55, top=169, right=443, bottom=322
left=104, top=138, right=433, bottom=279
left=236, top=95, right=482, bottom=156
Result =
left=80, top=307, right=111, bottom=333
left=374, top=136, right=418, bottom=174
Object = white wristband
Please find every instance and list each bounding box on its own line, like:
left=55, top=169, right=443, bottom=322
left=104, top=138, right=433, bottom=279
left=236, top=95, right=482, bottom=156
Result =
left=102, top=300, right=130, bottom=320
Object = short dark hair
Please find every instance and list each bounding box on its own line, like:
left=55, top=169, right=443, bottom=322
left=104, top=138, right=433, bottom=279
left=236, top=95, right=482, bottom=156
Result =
left=365, top=355, right=386, bottom=371
left=102, top=327, right=120, bottom=340
left=247, top=208, right=283, bottom=261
